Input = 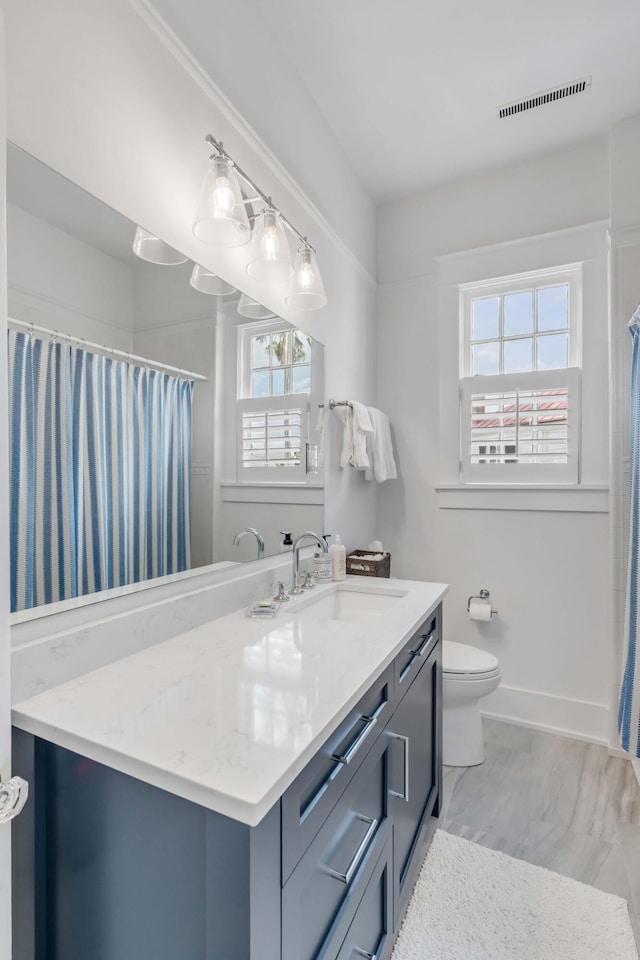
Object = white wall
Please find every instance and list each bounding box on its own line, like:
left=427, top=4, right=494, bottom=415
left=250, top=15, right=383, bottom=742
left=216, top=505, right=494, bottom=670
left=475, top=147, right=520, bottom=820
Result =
left=377, top=136, right=613, bottom=744
left=4, top=0, right=378, bottom=562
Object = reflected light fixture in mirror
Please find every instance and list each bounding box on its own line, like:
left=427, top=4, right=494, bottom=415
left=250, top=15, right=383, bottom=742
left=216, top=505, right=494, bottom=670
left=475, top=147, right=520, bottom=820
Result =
left=192, top=155, right=251, bottom=246
left=286, top=245, right=328, bottom=310
left=246, top=209, right=294, bottom=283
left=132, top=226, right=189, bottom=265
left=237, top=292, right=277, bottom=320
left=190, top=263, right=236, bottom=296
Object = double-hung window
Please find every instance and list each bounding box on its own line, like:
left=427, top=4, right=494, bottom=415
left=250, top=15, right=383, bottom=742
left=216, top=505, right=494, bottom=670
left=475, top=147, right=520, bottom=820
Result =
left=459, top=264, right=581, bottom=484
left=237, top=320, right=313, bottom=482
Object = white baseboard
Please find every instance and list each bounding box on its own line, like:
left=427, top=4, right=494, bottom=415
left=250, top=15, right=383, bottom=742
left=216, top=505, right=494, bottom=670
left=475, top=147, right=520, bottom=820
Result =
left=481, top=684, right=610, bottom=746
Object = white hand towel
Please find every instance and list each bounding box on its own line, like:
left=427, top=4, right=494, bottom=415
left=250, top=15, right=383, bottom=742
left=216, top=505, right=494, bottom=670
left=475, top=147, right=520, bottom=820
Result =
left=366, top=406, right=397, bottom=482
left=350, top=401, right=373, bottom=469
left=334, top=406, right=353, bottom=468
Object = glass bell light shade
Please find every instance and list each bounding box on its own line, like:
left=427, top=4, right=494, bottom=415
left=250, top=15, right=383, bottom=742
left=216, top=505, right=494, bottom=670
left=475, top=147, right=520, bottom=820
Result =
left=132, top=227, right=188, bottom=265
left=285, top=245, right=327, bottom=310
left=192, top=156, right=251, bottom=247
left=237, top=293, right=277, bottom=320
left=190, top=263, right=236, bottom=296
left=246, top=209, right=294, bottom=283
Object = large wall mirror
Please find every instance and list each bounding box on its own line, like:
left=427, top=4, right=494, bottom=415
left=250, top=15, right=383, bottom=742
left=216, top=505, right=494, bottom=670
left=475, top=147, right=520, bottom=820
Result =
left=7, top=143, right=324, bottom=618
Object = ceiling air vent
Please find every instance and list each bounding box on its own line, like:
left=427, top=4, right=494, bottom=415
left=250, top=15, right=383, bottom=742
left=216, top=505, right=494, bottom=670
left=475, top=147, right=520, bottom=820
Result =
left=498, top=77, right=591, bottom=119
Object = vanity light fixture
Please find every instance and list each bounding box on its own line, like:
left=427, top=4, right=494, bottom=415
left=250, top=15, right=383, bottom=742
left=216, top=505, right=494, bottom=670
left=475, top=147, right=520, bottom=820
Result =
left=237, top=293, right=277, bottom=320
left=194, top=135, right=327, bottom=309
left=285, top=244, right=327, bottom=310
left=192, top=155, right=251, bottom=246
left=189, top=263, right=236, bottom=296
left=247, top=208, right=293, bottom=283
left=132, top=226, right=189, bottom=265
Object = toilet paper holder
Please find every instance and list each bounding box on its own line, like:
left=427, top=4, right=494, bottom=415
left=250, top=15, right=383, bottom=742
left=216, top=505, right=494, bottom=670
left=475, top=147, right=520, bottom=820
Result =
left=467, top=588, right=498, bottom=616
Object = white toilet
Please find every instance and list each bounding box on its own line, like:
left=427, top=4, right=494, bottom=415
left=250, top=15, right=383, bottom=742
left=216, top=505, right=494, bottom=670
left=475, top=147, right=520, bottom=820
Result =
left=442, top=641, right=501, bottom=767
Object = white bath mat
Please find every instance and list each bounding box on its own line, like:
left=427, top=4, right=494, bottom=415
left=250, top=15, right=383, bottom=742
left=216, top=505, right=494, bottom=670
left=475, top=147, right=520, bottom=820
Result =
left=391, top=829, right=638, bottom=960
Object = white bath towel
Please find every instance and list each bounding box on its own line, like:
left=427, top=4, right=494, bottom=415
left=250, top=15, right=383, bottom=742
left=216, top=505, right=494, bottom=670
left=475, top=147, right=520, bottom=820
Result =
left=365, top=407, right=397, bottom=482
left=350, top=401, right=373, bottom=469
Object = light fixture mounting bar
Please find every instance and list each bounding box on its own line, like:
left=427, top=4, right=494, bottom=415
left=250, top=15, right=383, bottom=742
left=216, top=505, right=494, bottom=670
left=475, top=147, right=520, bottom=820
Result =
left=205, top=134, right=313, bottom=252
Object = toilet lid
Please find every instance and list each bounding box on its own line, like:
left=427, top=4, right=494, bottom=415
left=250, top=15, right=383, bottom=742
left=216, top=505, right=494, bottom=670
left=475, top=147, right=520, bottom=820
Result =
left=443, top=640, right=499, bottom=675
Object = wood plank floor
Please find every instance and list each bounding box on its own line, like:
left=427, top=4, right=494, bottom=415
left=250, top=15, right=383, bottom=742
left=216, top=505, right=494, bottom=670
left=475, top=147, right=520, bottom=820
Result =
left=429, top=719, right=640, bottom=949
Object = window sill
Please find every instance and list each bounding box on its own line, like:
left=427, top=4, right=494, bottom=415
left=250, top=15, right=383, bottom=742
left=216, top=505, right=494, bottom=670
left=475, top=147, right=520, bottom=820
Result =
left=435, top=483, right=609, bottom=513
left=220, top=481, right=323, bottom=505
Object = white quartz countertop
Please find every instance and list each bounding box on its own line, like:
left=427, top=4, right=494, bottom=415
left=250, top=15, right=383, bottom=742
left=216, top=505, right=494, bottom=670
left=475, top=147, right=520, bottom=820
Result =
left=12, top=576, right=448, bottom=826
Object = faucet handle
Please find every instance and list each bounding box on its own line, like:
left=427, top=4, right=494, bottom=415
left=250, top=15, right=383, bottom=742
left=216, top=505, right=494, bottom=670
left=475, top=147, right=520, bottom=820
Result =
left=272, top=581, right=290, bottom=602
left=302, top=571, right=315, bottom=590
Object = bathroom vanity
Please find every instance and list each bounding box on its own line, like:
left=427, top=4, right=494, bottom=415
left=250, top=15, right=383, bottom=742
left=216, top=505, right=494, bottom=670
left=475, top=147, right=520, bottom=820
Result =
left=11, top=578, right=446, bottom=960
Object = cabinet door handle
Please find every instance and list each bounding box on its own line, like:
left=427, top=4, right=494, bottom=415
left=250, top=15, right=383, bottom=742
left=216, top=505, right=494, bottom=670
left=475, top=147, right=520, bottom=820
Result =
left=353, top=949, right=377, bottom=960
left=325, top=814, right=378, bottom=885
left=409, top=629, right=436, bottom=658
left=388, top=732, right=410, bottom=803
left=332, top=713, right=378, bottom=766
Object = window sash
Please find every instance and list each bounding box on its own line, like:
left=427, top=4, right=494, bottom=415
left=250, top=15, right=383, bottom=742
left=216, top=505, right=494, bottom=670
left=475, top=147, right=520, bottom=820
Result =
left=236, top=394, right=310, bottom=483
left=460, top=368, right=580, bottom=484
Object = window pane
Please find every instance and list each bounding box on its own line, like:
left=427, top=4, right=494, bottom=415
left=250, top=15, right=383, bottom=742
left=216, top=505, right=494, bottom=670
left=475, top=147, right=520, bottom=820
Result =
left=292, top=331, right=312, bottom=363
left=271, top=332, right=290, bottom=366
left=503, top=291, right=533, bottom=337
left=292, top=364, right=311, bottom=393
left=272, top=368, right=285, bottom=395
left=472, top=341, right=500, bottom=375
left=537, top=333, right=568, bottom=370
left=251, top=335, right=271, bottom=369
left=472, top=297, right=500, bottom=340
left=251, top=371, right=270, bottom=397
left=537, top=285, right=568, bottom=331
left=504, top=338, right=533, bottom=373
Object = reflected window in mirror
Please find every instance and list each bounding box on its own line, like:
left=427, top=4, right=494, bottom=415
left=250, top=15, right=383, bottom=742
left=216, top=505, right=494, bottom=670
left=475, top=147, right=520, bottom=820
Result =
left=235, top=320, right=320, bottom=484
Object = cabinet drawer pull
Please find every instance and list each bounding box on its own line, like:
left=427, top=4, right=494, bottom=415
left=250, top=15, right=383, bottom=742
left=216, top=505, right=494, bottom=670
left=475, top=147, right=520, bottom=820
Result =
left=326, top=814, right=378, bottom=885
left=331, top=709, right=380, bottom=766
left=409, top=628, right=436, bottom=658
left=388, top=732, right=410, bottom=802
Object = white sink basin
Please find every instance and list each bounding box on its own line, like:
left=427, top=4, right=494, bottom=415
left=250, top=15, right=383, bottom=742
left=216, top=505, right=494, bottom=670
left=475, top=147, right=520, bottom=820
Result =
left=294, top=584, right=406, bottom=625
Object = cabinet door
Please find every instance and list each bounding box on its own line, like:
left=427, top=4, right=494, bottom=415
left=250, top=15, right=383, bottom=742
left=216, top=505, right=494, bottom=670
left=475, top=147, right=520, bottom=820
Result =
left=387, top=640, right=441, bottom=925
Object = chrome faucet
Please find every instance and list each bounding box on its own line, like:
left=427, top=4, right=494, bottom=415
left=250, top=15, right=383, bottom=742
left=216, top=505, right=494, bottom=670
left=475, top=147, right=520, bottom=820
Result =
left=291, top=531, right=329, bottom=594
left=232, top=527, right=265, bottom=559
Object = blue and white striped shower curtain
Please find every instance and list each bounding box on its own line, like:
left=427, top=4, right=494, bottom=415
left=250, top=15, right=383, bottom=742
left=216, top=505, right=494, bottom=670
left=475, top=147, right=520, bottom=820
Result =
left=620, top=307, right=640, bottom=757
left=9, top=331, right=194, bottom=612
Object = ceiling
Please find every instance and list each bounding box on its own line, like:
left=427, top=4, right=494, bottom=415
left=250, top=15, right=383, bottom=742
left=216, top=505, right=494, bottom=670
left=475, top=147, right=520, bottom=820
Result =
left=245, top=0, right=640, bottom=202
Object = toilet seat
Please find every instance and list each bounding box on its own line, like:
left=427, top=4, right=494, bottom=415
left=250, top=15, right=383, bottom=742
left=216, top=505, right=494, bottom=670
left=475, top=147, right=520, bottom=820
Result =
left=443, top=640, right=500, bottom=680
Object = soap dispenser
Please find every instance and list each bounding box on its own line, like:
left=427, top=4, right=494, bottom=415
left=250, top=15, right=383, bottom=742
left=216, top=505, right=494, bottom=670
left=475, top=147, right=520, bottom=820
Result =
left=279, top=531, right=293, bottom=552
left=330, top=534, right=346, bottom=582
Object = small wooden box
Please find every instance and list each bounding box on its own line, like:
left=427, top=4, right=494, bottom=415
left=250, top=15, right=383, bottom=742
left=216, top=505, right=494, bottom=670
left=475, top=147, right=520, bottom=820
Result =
left=345, top=549, right=391, bottom=578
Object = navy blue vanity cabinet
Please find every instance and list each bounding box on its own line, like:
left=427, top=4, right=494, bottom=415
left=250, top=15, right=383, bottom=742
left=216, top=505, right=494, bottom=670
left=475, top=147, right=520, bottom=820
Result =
left=11, top=603, right=442, bottom=960
left=388, top=629, right=442, bottom=926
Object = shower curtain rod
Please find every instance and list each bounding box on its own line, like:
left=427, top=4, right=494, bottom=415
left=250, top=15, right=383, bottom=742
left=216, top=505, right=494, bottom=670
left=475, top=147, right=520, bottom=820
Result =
left=8, top=319, right=208, bottom=382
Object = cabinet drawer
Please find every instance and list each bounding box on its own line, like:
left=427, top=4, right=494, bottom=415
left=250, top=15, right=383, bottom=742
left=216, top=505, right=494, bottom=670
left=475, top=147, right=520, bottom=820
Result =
left=282, top=665, right=393, bottom=883
left=394, top=608, right=440, bottom=699
left=335, top=834, right=393, bottom=960
left=282, top=730, right=393, bottom=960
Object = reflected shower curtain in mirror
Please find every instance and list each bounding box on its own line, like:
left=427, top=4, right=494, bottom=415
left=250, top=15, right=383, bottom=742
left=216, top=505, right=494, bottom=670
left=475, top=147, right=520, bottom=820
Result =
left=620, top=307, right=640, bottom=757
left=9, top=331, right=194, bottom=612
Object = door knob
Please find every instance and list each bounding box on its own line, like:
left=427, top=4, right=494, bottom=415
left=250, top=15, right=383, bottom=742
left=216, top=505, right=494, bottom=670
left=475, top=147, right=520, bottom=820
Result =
left=0, top=776, right=29, bottom=824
